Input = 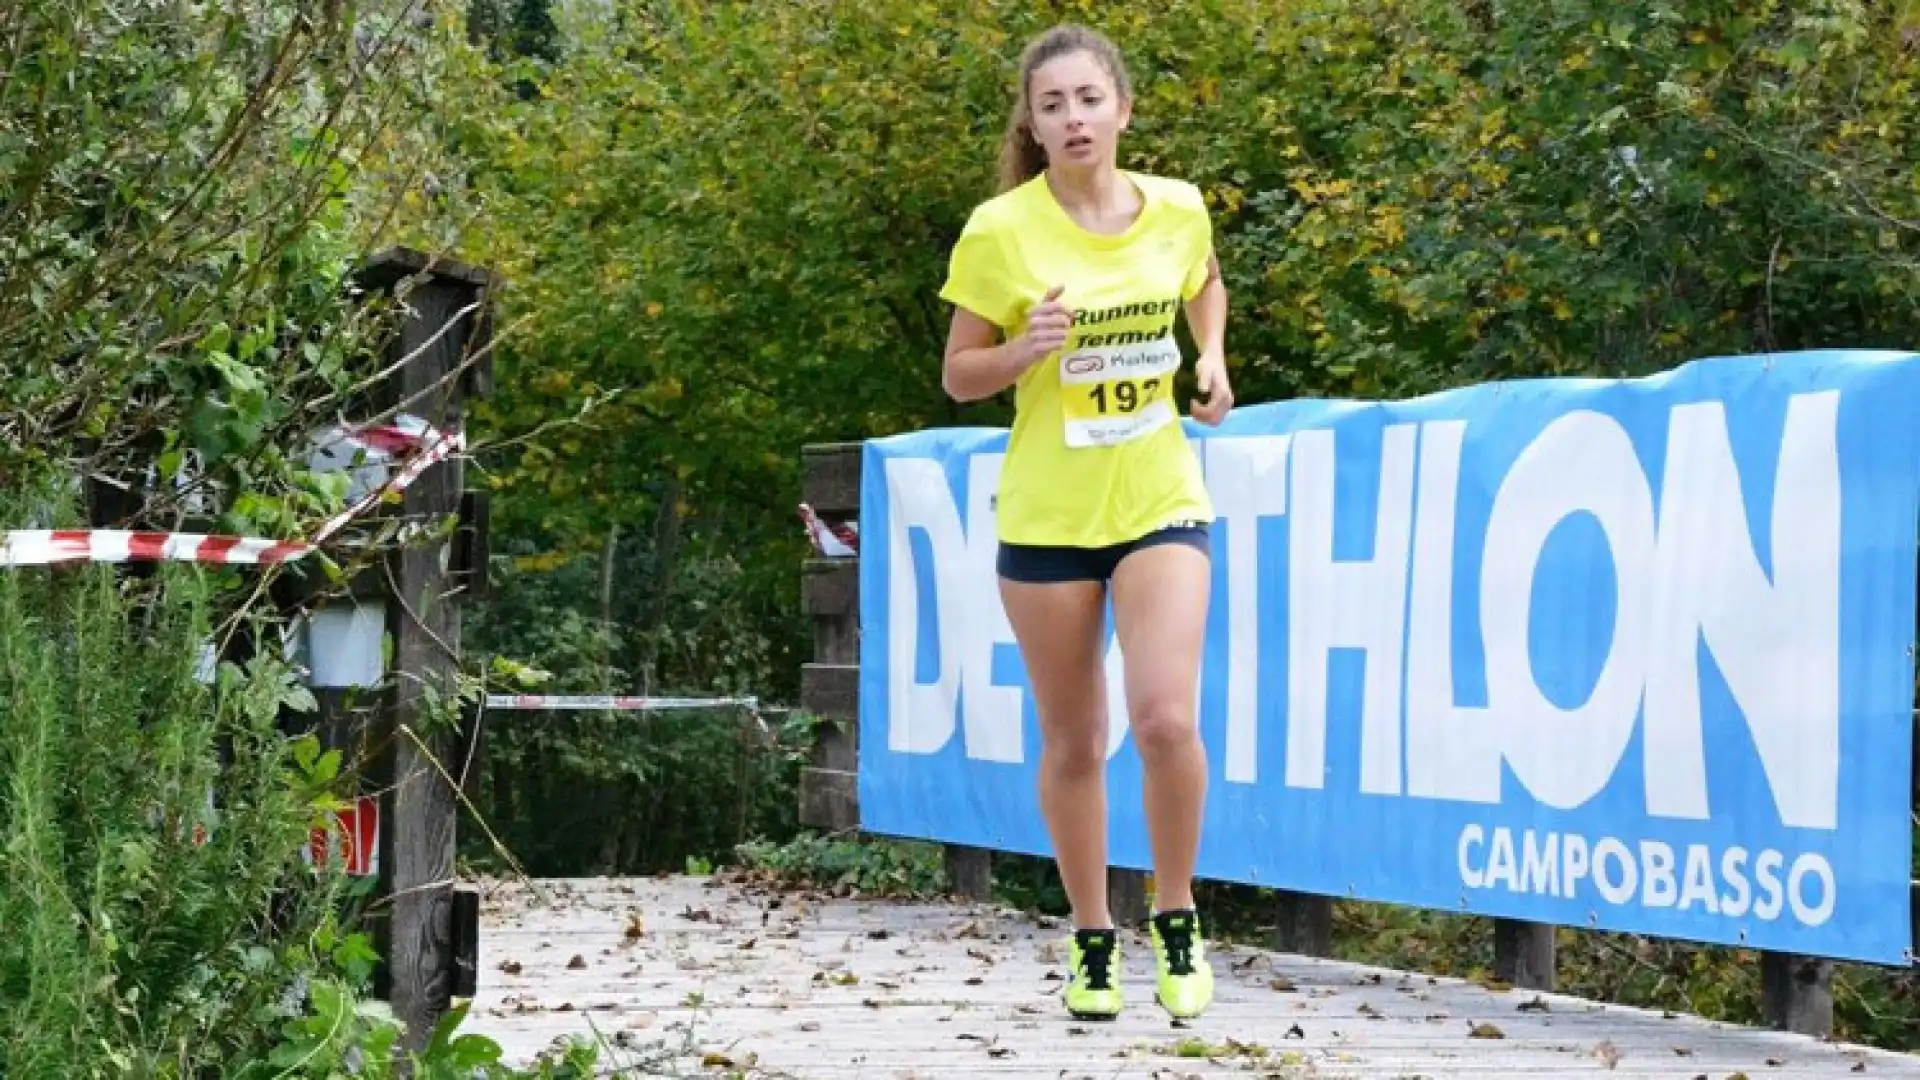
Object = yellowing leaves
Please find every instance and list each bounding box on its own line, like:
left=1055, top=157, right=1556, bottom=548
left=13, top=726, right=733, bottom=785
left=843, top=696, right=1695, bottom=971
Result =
left=512, top=551, right=574, bottom=573
left=445, top=0, right=1920, bottom=576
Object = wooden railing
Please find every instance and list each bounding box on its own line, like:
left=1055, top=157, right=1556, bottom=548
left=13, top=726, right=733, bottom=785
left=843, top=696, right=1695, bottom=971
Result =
left=796, top=439, right=1870, bottom=1039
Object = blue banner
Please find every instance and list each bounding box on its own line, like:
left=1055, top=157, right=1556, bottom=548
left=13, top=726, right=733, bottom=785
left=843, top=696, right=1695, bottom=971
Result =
left=855, top=349, right=1920, bottom=965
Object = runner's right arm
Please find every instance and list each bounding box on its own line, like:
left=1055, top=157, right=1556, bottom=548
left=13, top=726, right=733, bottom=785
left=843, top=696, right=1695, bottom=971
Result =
left=942, top=285, right=1067, bottom=402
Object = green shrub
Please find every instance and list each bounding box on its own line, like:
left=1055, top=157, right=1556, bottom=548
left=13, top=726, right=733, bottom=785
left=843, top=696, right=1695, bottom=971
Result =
left=0, top=490, right=634, bottom=1076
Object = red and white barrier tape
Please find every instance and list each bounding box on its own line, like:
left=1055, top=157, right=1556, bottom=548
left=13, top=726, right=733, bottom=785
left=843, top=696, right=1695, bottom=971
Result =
left=0, top=415, right=461, bottom=569
left=797, top=502, right=857, bottom=557
left=483, top=693, right=760, bottom=711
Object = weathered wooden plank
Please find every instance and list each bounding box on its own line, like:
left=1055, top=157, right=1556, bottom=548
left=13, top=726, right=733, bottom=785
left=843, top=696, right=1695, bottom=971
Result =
left=799, top=767, right=858, bottom=831
left=1493, top=917, right=1556, bottom=992
left=801, top=663, right=857, bottom=776
left=1760, top=951, right=1834, bottom=1037
left=800, top=663, right=857, bottom=723
left=1108, top=867, right=1150, bottom=927
left=945, top=845, right=992, bottom=900
left=453, top=489, right=490, bottom=602
left=356, top=244, right=497, bottom=290
left=383, top=272, right=478, bottom=1055
left=801, top=442, right=862, bottom=516
left=451, top=885, right=480, bottom=999
left=468, top=875, right=1920, bottom=1080
left=1273, top=890, right=1334, bottom=957
left=800, top=558, right=857, bottom=617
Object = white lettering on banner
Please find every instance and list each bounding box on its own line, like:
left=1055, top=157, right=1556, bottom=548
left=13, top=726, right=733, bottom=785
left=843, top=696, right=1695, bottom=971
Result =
left=1480, top=410, right=1657, bottom=811
left=1200, top=435, right=1291, bottom=785
left=1286, top=424, right=1417, bottom=794
left=884, top=457, right=960, bottom=756
left=1403, top=420, right=1502, bottom=803
left=1642, top=394, right=1841, bottom=829
left=1457, top=824, right=1837, bottom=927
left=882, top=456, right=1022, bottom=762
left=963, top=453, right=1024, bottom=763
left=879, top=392, right=1845, bottom=834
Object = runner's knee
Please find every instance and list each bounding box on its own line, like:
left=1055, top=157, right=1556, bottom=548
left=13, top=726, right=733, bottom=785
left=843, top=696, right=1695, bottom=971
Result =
left=1129, top=697, right=1197, bottom=759
left=1042, top=714, right=1108, bottom=774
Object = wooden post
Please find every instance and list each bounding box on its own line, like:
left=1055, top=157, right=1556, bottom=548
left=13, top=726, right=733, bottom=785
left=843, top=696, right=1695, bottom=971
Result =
left=799, top=442, right=994, bottom=897
left=945, top=846, right=993, bottom=902
left=798, top=443, right=862, bottom=832
left=1272, top=892, right=1334, bottom=957
left=1109, top=868, right=1151, bottom=927
left=1760, top=953, right=1834, bottom=1036
left=352, top=247, right=496, bottom=1055
left=1493, top=917, right=1556, bottom=991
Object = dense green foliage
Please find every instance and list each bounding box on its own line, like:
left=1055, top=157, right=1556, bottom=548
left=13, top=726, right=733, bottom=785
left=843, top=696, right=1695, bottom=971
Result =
left=6, top=0, right=1920, bottom=1068
left=0, top=0, right=482, bottom=537
left=424, top=0, right=1919, bottom=1054
left=0, top=521, right=614, bottom=1076
left=0, top=0, right=622, bottom=1072
left=429, top=0, right=1917, bottom=709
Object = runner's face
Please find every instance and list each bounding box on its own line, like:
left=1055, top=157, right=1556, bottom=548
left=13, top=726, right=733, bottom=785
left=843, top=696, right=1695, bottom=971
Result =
left=1027, top=50, right=1129, bottom=171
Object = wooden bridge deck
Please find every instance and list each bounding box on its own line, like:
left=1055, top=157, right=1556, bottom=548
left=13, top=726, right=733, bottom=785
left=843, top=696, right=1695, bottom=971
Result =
left=469, top=874, right=1920, bottom=1078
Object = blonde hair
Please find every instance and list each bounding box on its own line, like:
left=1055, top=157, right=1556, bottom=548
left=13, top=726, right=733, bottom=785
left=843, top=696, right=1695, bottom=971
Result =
left=996, top=24, right=1134, bottom=193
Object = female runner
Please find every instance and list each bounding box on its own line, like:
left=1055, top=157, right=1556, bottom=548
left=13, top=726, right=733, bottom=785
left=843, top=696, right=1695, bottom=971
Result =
left=938, top=22, right=1234, bottom=1022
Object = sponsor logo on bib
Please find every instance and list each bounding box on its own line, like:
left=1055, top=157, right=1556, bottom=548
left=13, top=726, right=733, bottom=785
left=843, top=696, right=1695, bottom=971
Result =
left=1058, top=333, right=1182, bottom=448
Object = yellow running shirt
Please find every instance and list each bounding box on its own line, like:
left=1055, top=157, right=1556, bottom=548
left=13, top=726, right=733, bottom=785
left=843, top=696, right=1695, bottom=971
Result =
left=939, top=170, right=1217, bottom=549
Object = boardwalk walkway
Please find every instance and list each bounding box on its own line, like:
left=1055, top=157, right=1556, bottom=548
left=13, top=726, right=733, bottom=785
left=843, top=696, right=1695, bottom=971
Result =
left=470, top=874, right=1920, bottom=1078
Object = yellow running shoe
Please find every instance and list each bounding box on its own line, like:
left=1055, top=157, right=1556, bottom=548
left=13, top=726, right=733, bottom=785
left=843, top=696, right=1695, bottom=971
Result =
left=1149, top=909, right=1214, bottom=1019
left=1064, top=928, right=1122, bottom=1020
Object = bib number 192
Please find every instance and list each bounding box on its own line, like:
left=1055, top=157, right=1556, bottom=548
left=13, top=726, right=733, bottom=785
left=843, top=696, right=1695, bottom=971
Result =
left=1058, top=336, right=1182, bottom=449
left=1088, top=377, right=1161, bottom=414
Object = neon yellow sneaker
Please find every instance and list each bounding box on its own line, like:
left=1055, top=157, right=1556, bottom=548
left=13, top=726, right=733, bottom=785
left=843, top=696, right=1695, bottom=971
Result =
left=1149, top=909, right=1214, bottom=1019
left=1064, top=928, right=1122, bottom=1020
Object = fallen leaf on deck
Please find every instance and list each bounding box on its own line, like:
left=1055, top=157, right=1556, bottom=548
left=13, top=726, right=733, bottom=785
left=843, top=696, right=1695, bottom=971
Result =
left=1468, top=1022, right=1505, bottom=1039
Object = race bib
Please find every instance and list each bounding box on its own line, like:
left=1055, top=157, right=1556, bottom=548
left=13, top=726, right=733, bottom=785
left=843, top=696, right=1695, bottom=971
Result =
left=1058, top=334, right=1182, bottom=449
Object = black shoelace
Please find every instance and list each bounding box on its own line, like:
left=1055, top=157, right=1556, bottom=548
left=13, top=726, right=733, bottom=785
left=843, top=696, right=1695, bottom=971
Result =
left=1074, top=930, right=1115, bottom=990
left=1154, top=913, right=1196, bottom=976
